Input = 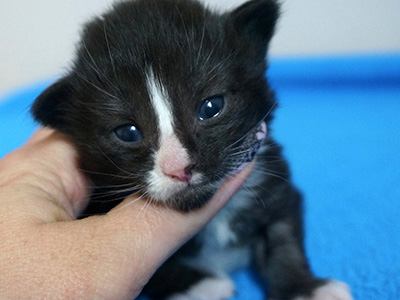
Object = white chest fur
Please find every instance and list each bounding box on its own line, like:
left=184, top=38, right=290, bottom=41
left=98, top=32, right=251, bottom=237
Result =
left=183, top=189, right=257, bottom=275
left=181, top=156, right=269, bottom=275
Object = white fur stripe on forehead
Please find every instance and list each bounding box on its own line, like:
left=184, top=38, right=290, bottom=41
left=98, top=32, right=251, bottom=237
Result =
left=146, top=69, right=174, bottom=142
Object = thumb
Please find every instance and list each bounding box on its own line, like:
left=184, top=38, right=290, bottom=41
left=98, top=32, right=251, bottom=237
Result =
left=0, top=128, right=253, bottom=300
left=71, top=161, right=254, bottom=299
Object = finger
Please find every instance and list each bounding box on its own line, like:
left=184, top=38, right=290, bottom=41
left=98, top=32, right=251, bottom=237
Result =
left=24, top=127, right=54, bottom=144
left=62, top=161, right=255, bottom=298
left=1, top=131, right=253, bottom=300
left=0, top=128, right=90, bottom=220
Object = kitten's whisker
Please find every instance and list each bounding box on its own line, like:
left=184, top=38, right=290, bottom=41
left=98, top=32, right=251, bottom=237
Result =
left=223, top=167, right=284, bottom=207
left=81, top=169, right=142, bottom=180
left=266, top=139, right=286, bottom=149
left=201, top=37, right=220, bottom=73
left=109, top=193, right=146, bottom=215
left=200, top=51, right=234, bottom=84
left=252, top=169, right=289, bottom=182
left=90, top=187, right=144, bottom=201
left=94, top=143, right=140, bottom=178
left=213, top=169, right=267, bottom=209
left=103, top=21, right=118, bottom=81
left=86, top=191, right=134, bottom=205
left=81, top=39, right=120, bottom=92
left=93, top=183, right=144, bottom=191
left=252, top=155, right=286, bottom=160
left=137, top=193, right=158, bottom=221
left=90, top=185, right=145, bottom=198
left=74, top=71, right=123, bottom=103
left=223, top=172, right=267, bottom=209
left=176, top=5, right=193, bottom=59
left=224, top=101, right=277, bottom=152
left=196, top=10, right=207, bottom=65
left=235, top=164, right=289, bottom=184
left=227, top=148, right=256, bottom=157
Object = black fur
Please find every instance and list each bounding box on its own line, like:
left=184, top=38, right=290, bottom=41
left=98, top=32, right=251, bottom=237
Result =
left=32, top=0, right=276, bottom=211
left=31, top=0, right=338, bottom=299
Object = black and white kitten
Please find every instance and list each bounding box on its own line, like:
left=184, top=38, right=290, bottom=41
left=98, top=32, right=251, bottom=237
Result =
left=31, top=0, right=352, bottom=299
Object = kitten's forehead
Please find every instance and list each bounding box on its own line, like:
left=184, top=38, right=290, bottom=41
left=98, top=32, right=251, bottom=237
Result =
left=146, top=68, right=174, bottom=143
left=78, top=0, right=230, bottom=80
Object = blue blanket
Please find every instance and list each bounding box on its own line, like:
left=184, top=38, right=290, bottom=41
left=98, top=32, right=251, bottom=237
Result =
left=1, top=54, right=399, bottom=300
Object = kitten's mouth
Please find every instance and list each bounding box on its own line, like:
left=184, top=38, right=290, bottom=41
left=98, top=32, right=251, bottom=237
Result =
left=146, top=164, right=204, bottom=200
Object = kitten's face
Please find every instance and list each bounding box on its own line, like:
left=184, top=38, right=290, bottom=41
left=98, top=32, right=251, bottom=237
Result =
left=32, top=0, right=279, bottom=211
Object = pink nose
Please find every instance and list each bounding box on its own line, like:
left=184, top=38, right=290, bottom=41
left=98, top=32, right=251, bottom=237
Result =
left=164, top=167, right=193, bottom=182
left=158, top=135, right=194, bottom=182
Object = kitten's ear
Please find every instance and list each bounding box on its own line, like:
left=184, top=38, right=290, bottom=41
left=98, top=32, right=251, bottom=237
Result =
left=31, top=76, right=74, bottom=131
left=229, top=0, right=280, bottom=48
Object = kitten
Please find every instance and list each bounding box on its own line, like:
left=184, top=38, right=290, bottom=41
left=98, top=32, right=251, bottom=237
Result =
left=31, top=0, right=353, bottom=299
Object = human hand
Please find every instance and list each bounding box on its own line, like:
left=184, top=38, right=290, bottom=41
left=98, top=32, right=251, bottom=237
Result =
left=0, top=128, right=253, bottom=300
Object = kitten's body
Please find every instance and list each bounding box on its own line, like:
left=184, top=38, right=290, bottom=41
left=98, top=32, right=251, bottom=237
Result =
left=31, top=0, right=352, bottom=299
left=143, top=141, right=311, bottom=299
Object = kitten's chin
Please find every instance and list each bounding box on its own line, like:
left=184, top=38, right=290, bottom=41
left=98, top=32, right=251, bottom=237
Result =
left=166, top=185, right=218, bottom=212
left=147, top=179, right=220, bottom=212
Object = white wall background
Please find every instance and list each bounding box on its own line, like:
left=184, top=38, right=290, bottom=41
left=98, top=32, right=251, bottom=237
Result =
left=1, top=0, right=399, bottom=95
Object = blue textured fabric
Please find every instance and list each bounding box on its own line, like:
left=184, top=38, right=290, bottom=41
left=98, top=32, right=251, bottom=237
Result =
left=0, top=55, right=399, bottom=300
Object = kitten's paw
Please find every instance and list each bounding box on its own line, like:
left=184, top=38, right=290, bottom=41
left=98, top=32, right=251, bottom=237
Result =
left=166, top=277, right=235, bottom=300
left=293, top=280, right=353, bottom=300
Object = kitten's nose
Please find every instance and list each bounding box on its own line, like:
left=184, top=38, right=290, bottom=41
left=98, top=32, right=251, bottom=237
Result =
left=165, top=165, right=194, bottom=182
left=158, top=135, right=194, bottom=183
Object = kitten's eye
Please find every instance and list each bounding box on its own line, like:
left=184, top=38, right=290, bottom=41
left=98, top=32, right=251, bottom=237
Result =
left=114, top=124, right=143, bottom=143
left=198, top=96, right=224, bottom=121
